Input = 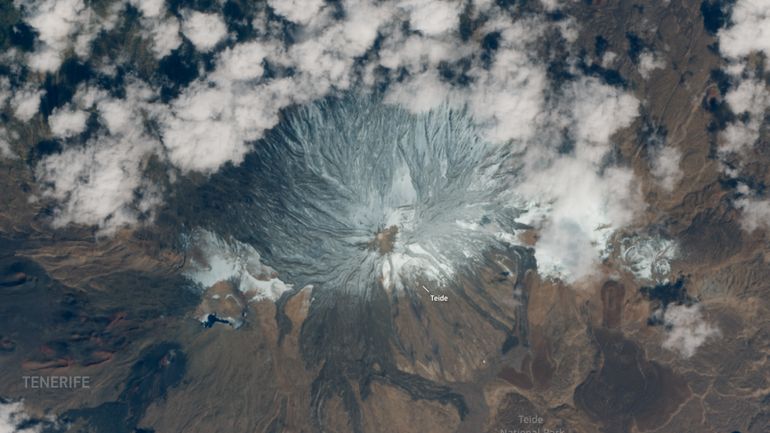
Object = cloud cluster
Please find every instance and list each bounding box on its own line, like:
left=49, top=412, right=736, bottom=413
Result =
left=0, top=399, right=50, bottom=433
left=650, top=145, right=684, bottom=191
left=721, top=78, right=770, bottom=152
left=180, top=10, right=228, bottom=52
left=7, top=0, right=643, bottom=280
left=515, top=78, right=641, bottom=281
left=735, top=194, right=770, bottom=232
left=36, top=82, right=161, bottom=233
left=128, top=0, right=182, bottom=58
left=717, top=0, right=770, bottom=60
left=715, top=0, right=770, bottom=231
left=660, top=304, right=719, bottom=358
left=10, top=86, right=44, bottom=122
left=637, top=50, right=665, bottom=79
left=48, top=106, right=88, bottom=138
left=17, top=0, right=118, bottom=72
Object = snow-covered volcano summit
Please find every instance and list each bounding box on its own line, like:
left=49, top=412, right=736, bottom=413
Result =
left=186, top=95, right=527, bottom=297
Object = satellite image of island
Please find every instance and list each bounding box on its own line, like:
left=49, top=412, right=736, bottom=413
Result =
left=0, top=0, right=768, bottom=432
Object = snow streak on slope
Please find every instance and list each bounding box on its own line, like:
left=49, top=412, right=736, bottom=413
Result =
left=190, top=96, right=525, bottom=296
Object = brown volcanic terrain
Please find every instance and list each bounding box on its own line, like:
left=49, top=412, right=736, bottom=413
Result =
left=1, top=1, right=770, bottom=433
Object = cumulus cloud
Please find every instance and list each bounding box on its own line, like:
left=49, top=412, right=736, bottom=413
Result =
left=714, top=1, right=770, bottom=155
left=514, top=78, right=640, bottom=282
left=735, top=196, right=770, bottom=232
left=717, top=0, right=770, bottom=61
left=37, top=83, right=161, bottom=234
left=562, top=77, right=639, bottom=157
left=539, top=0, right=565, bottom=11
left=212, top=41, right=273, bottom=82
left=267, top=0, right=326, bottom=26
left=400, top=0, right=461, bottom=36
left=382, top=16, right=551, bottom=144
left=465, top=20, right=551, bottom=143
left=11, top=86, right=45, bottom=122
left=128, top=0, right=165, bottom=18
left=0, top=80, right=14, bottom=157
left=720, top=79, right=770, bottom=152
left=637, top=50, right=665, bottom=79
left=126, top=0, right=182, bottom=59
left=0, top=77, right=11, bottom=106
left=0, top=399, right=48, bottom=433
left=158, top=77, right=295, bottom=173
left=48, top=106, right=88, bottom=138
left=661, top=304, right=719, bottom=358
left=650, top=145, right=683, bottom=191
left=520, top=162, right=640, bottom=281
left=601, top=51, right=618, bottom=68
left=725, top=78, right=770, bottom=118
left=148, top=17, right=182, bottom=58
left=712, top=2, right=770, bottom=232
left=181, top=11, right=228, bottom=52
left=0, top=129, right=14, bottom=158
left=18, top=0, right=116, bottom=72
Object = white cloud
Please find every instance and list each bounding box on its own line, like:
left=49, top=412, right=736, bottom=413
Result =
left=465, top=21, right=550, bottom=143
left=267, top=0, right=326, bottom=25
left=661, top=304, right=719, bottom=358
left=0, top=399, right=44, bottom=433
left=539, top=0, right=564, bottom=11
left=37, top=83, right=161, bottom=234
left=149, top=17, right=182, bottom=58
left=638, top=50, right=665, bottom=79
left=735, top=197, right=770, bottom=232
left=48, top=106, right=88, bottom=138
left=11, top=86, right=45, bottom=122
left=126, top=0, right=181, bottom=59
left=725, top=78, right=770, bottom=115
left=650, top=145, right=683, bottom=191
left=400, top=0, right=461, bottom=36
left=721, top=121, right=760, bottom=153
left=715, top=1, right=770, bottom=226
left=38, top=133, right=159, bottom=234
left=181, top=11, right=228, bottom=52
left=514, top=77, right=641, bottom=282
left=212, top=41, right=272, bottom=82
left=0, top=80, right=14, bottom=157
left=0, top=129, right=14, bottom=158
left=21, top=0, right=88, bottom=71
left=601, top=51, right=617, bottom=68
left=0, top=77, right=11, bottom=107
left=383, top=17, right=549, bottom=143
left=384, top=70, right=453, bottom=112
left=128, top=0, right=165, bottom=18
left=159, top=77, right=299, bottom=173
left=705, top=30, right=767, bottom=236
left=520, top=162, right=640, bottom=282
left=563, top=77, right=639, bottom=160
left=717, top=0, right=770, bottom=61
left=716, top=3, right=770, bottom=155
left=19, top=0, right=116, bottom=72
left=720, top=78, right=769, bottom=152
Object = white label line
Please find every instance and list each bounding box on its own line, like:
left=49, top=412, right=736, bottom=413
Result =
left=422, top=285, right=430, bottom=293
